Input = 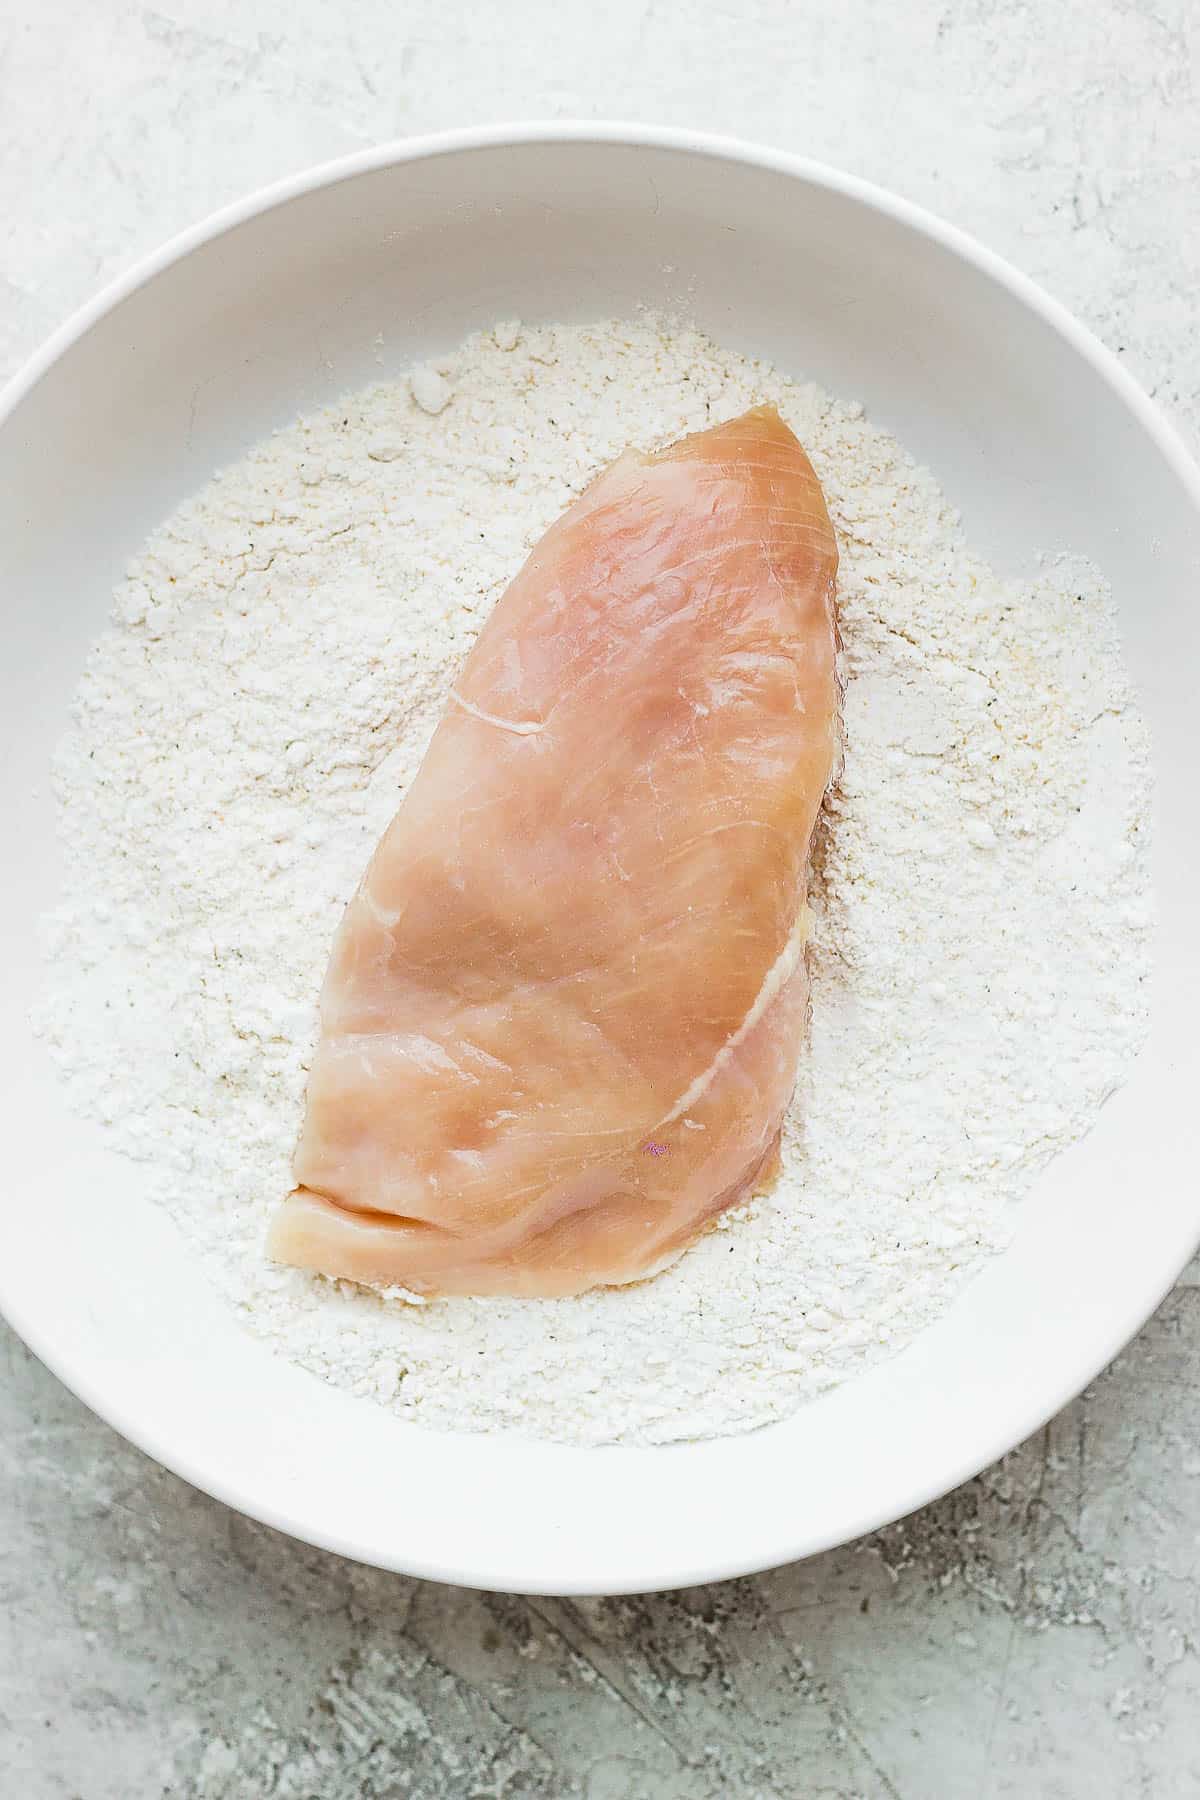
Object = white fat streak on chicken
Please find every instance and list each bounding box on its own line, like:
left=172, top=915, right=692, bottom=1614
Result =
left=447, top=691, right=545, bottom=735
left=344, top=1028, right=510, bottom=1086
left=654, top=910, right=811, bottom=1129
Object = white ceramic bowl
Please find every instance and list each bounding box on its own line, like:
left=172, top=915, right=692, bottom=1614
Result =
left=2, top=125, right=1197, bottom=1596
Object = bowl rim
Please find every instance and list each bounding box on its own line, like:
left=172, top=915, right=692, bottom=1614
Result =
left=4, top=121, right=1199, bottom=1595
left=5, top=117, right=1200, bottom=503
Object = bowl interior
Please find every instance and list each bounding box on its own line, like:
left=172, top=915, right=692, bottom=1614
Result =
left=1, top=133, right=1197, bottom=1594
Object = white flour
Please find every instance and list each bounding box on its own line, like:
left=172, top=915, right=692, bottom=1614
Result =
left=33, top=318, right=1152, bottom=1446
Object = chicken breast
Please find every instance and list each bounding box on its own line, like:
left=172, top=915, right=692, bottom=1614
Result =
left=268, top=404, right=840, bottom=1297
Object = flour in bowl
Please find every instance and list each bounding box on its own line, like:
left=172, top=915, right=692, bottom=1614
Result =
left=33, top=318, right=1152, bottom=1445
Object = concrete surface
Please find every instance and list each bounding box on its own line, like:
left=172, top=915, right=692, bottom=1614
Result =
left=2, top=2, right=1199, bottom=1794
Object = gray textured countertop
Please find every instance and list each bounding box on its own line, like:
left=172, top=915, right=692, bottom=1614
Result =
left=3, top=3, right=1198, bottom=1794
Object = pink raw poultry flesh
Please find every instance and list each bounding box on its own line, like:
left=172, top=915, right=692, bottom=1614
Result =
left=268, top=405, right=840, bottom=1296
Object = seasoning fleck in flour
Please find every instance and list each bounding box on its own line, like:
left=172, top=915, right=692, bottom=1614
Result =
left=34, top=319, right=1152, bottom=1446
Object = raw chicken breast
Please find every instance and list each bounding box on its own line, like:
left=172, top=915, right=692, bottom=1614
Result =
left=269, top=405, right=840, bottom=1297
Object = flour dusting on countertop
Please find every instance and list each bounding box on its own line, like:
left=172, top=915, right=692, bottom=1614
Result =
left=32, top=318, right=1152, bottom=1445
